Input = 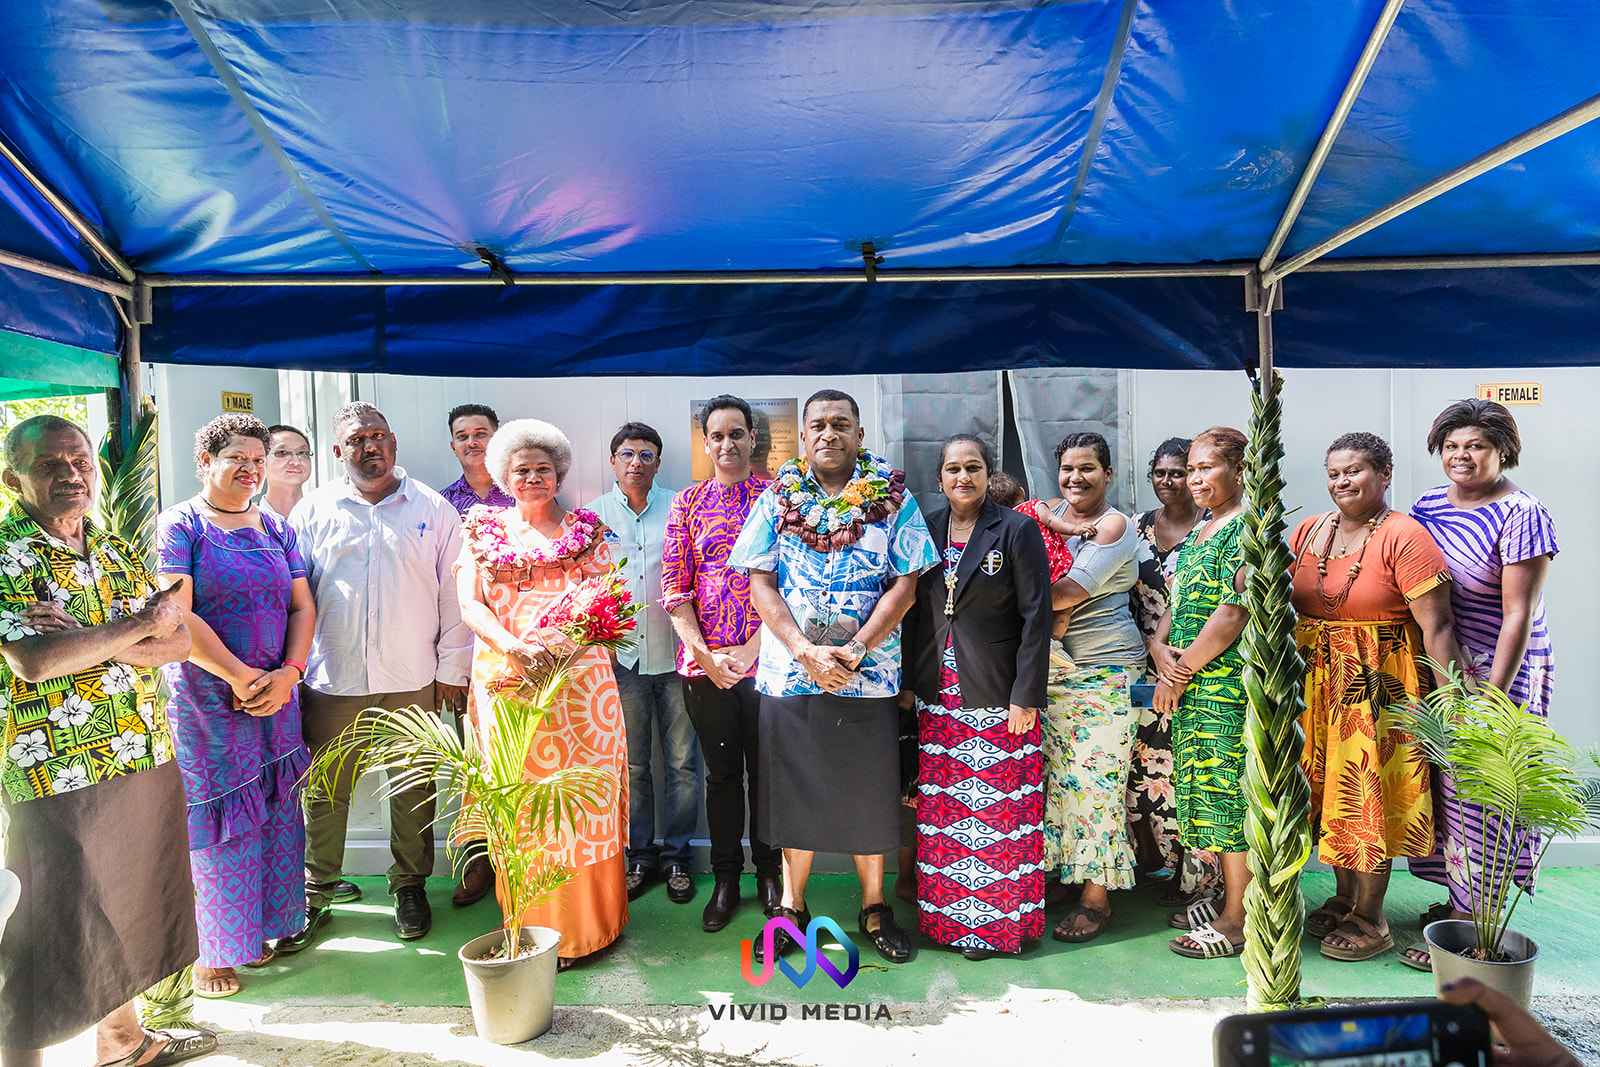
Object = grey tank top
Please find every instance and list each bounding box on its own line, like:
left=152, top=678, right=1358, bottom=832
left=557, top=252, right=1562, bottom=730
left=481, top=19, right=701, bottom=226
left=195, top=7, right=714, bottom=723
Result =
left=1060, top=508, right=1147, bottom=667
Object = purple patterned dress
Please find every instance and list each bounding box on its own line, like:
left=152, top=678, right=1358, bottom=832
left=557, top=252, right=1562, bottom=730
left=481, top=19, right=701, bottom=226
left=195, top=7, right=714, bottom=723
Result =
left=158, top=501, right=310, bottom=968
left=1408, top=487, right=1558, bottom=911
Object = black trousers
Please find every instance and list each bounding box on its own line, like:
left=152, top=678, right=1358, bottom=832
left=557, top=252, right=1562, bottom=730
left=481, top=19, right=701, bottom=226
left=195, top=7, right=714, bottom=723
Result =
left=682, top=675, right=778, bottom=878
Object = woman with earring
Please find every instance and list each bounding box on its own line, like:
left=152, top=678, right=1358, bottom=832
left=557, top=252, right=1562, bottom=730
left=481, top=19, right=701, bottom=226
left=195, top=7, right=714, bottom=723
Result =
left=1292, top=433, right=1461, bottom=963
left=157, top=413, right=316, bottom=997
left=1154, top=428, right=1252, bottom=960
left=1400, top=400, right=1557, bottom=970
left=905, top=435, right=1051, bottom=959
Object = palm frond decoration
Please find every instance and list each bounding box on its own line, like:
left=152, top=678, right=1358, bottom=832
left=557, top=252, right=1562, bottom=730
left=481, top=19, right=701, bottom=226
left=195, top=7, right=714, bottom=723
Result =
left=1239, top=369, right=1312, bottom=1009
left=1390, top=660, right=1596, bottom=959
left=306, top=683, right=615, bottom=961
left=97, top=398, right=160, bottom=566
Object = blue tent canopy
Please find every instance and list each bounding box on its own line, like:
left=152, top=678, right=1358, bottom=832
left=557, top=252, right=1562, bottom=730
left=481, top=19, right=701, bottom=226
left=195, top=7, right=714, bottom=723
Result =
left=1, top=1, right=1596, bottom=376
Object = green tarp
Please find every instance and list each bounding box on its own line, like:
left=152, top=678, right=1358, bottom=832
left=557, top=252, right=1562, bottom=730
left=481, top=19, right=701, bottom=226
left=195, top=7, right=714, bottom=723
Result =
left=0, top=329, right=118, bottom=402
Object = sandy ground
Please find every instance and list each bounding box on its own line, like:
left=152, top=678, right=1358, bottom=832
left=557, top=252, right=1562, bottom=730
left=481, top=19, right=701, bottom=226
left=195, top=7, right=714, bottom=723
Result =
left=44, top=990, right=1600, bottom=1066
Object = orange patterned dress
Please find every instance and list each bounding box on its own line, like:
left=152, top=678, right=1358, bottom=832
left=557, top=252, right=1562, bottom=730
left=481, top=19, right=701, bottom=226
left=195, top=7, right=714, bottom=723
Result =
left=460, top=509, right=629, bottom=958
left=1290, top=512, right=1449, bottom=873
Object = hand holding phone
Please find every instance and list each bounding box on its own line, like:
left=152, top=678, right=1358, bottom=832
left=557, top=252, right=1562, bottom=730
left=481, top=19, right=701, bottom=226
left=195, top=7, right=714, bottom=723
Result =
left=1215, top=1000, right=1491, bottom=1067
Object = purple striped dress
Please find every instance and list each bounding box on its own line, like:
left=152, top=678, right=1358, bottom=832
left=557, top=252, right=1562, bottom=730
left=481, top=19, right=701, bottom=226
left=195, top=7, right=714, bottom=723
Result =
left=1408, top=486, right=1557, bottom=910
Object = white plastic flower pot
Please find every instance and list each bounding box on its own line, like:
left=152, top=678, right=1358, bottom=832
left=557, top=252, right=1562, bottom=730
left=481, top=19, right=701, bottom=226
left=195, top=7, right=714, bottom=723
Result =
left=1423, top=918, right=1538, bottom=1008
left=458, top=926, right=562, bottom=1044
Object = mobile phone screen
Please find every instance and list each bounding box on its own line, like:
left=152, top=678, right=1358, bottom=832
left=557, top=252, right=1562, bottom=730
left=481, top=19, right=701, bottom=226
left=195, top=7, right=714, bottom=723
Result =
left=1266, top=1011, right=1433, bottom=1067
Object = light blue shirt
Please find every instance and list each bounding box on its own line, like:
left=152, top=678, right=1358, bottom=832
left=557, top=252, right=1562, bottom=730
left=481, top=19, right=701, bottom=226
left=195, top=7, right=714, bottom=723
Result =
left=584, top=483, right=679, bottom=675
left=728, top=489, right=937, bottom=699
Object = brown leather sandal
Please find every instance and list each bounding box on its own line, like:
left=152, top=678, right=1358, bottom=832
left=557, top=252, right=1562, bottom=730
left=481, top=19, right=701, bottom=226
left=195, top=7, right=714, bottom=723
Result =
left=1320, top=914, right=1394, bottom=962
left=1305, top=894, right=1354, bottom=940
left=1052, top=905, right=1111, bottom=943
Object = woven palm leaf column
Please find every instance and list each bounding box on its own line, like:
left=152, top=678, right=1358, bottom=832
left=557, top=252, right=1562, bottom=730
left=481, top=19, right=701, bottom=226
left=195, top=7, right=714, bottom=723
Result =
left=1239, top=304, right=1312, bottom=1009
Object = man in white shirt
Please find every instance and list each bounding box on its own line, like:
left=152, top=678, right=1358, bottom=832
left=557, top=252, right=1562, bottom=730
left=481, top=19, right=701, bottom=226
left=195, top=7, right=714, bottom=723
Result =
left=283, top=401, right=471, bottom=948
left=584, top=422, right=698, bottom=907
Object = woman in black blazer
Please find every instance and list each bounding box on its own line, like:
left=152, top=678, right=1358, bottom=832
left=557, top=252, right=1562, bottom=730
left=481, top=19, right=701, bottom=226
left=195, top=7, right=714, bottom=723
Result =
left=904, top=434, right=1052, bottom=960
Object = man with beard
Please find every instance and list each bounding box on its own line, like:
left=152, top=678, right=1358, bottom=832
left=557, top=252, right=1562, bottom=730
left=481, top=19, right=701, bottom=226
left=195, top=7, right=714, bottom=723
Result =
left=284, top=402, right=472, bottom=948
left=1, top=416, right=212, bottom=1067
left=728, top=390, right=937, bottom=965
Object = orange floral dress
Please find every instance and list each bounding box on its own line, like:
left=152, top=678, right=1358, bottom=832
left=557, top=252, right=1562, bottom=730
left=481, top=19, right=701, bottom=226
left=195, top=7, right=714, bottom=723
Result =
left=1290, top=513, right=1449, bottom=873
left=460, top=510, right=628, bottom=958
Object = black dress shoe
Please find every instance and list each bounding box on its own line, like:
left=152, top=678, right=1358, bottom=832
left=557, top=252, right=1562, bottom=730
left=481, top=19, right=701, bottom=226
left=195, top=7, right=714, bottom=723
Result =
left=626, top=864, right=658, bottom=901
left=394, top=886, right=432, bottom=941
left=959, top=946, right=996, bottom=961
left=751, top=906, right=811, bottom=964
left=664, top=864, right=695, bottom=904
left=859, top=903, right=912, bottom=964
left=755, top=871, right=783, bottom=916
left=329, top=879, right=363, bottom=904
left=273, top=903, right=331, bottom=955
left=702, top=877, right=740, bottom=932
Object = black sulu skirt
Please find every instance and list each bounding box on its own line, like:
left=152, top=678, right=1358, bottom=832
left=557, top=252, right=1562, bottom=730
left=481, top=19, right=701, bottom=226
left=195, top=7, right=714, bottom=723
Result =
left=758, top=692, right=901, bottom=855
left=0, top=760, right=198, bottom=1048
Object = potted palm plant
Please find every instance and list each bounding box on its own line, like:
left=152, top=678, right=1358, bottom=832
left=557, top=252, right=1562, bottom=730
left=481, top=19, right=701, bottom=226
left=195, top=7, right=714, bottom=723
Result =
left=307, top=565, right=637, bottom=1044
left=1394, top=662, right=1600, bottom=1006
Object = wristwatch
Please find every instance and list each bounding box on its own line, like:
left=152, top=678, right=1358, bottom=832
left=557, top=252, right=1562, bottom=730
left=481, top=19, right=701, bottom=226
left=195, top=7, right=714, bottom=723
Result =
left=842, top=639, right=868, bottom=669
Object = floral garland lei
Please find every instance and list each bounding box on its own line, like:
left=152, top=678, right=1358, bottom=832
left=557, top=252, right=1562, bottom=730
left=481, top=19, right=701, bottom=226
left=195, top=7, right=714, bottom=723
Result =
left=464, top=505, right=605, bottom=573
left=772, top=450, right=907, bottom=551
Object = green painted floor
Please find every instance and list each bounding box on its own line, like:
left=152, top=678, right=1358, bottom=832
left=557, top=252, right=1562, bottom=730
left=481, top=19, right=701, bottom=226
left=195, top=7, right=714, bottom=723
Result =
left=233, top=868, right=1600, bottom=1008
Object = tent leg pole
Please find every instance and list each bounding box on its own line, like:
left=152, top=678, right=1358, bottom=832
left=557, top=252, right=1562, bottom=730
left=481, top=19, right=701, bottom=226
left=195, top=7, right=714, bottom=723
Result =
left=1239, top=283, right=1312, bottom=1009
left=117, top=284, right=149, bottom=456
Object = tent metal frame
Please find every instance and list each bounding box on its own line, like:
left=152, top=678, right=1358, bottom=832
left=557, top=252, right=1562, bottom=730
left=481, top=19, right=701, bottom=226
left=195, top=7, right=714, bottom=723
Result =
left=2, top=3, right=1599, bottom=419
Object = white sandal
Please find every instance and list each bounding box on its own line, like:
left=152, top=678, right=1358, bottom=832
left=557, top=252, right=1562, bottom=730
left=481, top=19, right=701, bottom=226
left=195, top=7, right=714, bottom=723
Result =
left=1170, top=921, right=1244, bottom=959
left=1167, top=893, right=1221, bottom=931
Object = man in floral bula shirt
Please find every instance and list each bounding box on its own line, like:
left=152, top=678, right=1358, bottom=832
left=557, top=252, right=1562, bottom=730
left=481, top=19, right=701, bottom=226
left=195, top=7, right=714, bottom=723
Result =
left=0, top=415, right=214, bottom=1064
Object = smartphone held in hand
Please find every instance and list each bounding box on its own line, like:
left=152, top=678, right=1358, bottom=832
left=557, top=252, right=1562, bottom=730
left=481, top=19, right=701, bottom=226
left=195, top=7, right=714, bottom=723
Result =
left=1214, top=1001, right=1490, bottom=1067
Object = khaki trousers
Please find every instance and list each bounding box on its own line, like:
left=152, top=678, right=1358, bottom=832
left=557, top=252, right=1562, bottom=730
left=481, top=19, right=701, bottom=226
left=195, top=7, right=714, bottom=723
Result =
left=302, top=685, right=437, bottom=906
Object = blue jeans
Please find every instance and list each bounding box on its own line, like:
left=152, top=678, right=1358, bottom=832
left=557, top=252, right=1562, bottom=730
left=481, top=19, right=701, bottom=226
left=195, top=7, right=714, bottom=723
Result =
left=614, top=662, right=700, bottom=869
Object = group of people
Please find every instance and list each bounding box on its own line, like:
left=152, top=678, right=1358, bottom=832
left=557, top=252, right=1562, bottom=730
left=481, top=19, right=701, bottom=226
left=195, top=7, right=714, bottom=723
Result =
left=0, top=386, right=1557, bottom=1062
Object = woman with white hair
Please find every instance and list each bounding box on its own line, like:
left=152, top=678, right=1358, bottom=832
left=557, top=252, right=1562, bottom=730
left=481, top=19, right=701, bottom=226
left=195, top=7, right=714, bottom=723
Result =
left=454, top=419, right=629, bottom=969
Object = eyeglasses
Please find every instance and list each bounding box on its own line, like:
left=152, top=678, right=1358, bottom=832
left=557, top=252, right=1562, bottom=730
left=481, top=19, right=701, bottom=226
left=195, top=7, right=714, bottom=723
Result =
left=615, top=448, right=658, bottom=465
left=271, top=449, right=312, bottom=461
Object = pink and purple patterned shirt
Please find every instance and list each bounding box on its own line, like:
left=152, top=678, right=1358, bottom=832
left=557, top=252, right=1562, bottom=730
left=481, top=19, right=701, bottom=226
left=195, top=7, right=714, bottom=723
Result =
left=661, top=474, right=770, bottom=678
left=440, top=474, right=515, bottom=515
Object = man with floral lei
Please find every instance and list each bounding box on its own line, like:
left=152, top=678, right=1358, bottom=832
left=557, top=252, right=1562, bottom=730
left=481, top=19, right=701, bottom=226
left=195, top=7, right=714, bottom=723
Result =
left=728, top=389, right=938, bottom=965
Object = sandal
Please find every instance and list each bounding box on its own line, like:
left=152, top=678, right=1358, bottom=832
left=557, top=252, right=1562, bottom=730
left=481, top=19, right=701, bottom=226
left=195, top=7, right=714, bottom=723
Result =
left=1305, top=894, right=1355, bottom=940
left=1169, top=922, right=1244, bottom=960
left=1398, top=944, right=1434, bottom=972
left=1418, top=901, right=1454, bottom=930
left=1052, top=905, right=1111, bottom=944
left=1319, top=914, right=1394, bottom=962
left=1167, top=893, right=1221, bottom=931
left=97, top=1028, right=219, bottom=1067
left=244, top=943, right=277, bottom=968
left=193, top=967, right=241, bottom=999
left=858, top=903, right=912, bottom=964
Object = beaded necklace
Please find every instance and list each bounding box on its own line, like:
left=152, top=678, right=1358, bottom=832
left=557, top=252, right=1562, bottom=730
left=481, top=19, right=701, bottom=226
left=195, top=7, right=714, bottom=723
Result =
left=1309, top=508, right=1389, bottom=613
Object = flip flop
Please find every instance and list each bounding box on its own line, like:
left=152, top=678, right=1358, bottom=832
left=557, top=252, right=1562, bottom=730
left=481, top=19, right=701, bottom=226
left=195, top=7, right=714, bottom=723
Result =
left=1398, top=944, right=1434, bottom=972
left=193, top=969, right=241, bottom=999
left=1305, top=894, right=1355, bottom=940
left=96, top=1028, right=218, bottom=1067
left=1052, top=905, right=1111, bottom=943
left=1320, top=914, right=1394, bottom=962
left=1169, top=922, right=1244, bottom=960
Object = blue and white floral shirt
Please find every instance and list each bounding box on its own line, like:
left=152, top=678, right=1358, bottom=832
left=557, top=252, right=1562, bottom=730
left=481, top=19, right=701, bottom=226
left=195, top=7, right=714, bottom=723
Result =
left=728, top=486, right=937, bottom=699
